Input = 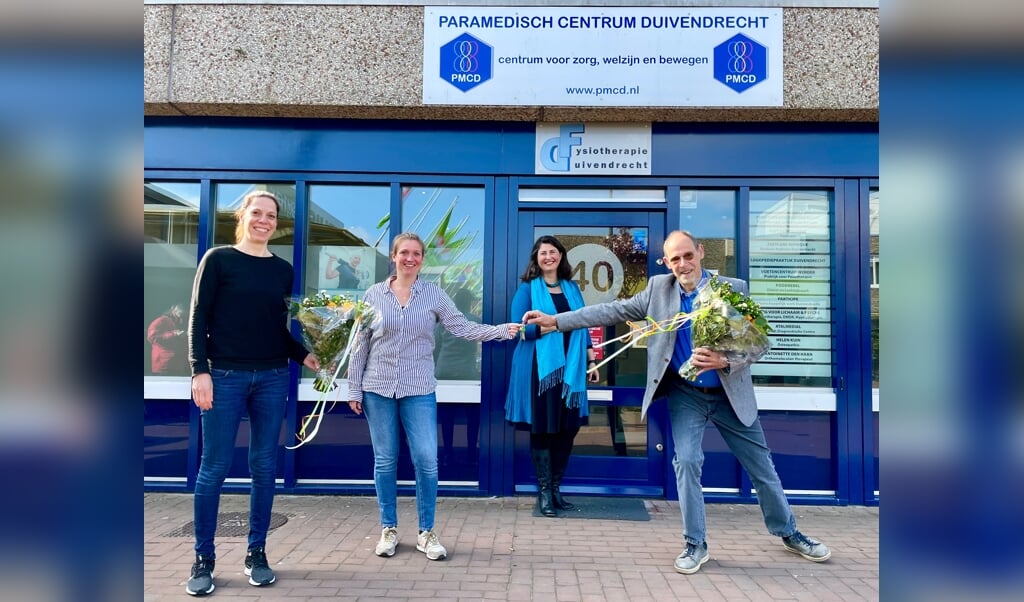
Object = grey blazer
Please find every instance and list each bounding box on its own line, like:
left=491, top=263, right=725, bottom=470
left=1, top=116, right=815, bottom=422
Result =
left=555, top=273, right=761, bottom=427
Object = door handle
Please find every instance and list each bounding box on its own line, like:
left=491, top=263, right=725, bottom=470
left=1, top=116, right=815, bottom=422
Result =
left=656, top=443, right=664, bottom=452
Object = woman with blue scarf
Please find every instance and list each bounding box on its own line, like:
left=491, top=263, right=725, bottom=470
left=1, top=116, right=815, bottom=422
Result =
left=506, top=236, right=598, bottom=517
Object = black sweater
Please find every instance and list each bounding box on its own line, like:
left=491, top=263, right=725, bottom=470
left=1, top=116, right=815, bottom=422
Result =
left=188, top=246, right=308, bottom=376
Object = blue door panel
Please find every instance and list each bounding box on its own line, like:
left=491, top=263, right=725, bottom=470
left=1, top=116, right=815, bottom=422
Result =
left=761, top=412, right=835, bottom=493
left=872, top=412, right=879, bottom=500
left=292, top=411, right=373, bottom=481
left=225, top=419, right=287, bottom=484
left=692, top=426, right=742, bottom=493
left=144, top=400, right=191, bottom=480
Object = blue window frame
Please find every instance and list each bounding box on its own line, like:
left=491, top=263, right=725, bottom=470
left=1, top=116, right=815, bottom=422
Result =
left=143, top=119, right=877, bottom=503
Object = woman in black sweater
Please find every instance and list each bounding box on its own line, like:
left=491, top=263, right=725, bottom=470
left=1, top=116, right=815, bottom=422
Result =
left=185, top=190, right=318, bottom=596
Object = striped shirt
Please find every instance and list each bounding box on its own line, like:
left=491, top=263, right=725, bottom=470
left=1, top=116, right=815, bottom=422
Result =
left=348, top=277, right=512, bottom=402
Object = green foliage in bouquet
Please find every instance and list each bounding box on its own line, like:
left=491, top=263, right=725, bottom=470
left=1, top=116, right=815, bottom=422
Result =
left=286, top=291, right=375, bottom=449
left=691, top=275, right=771, bottom=341
left=289, top=291, right=374, bottom=393
left=679, top=275, right=772, bottom=381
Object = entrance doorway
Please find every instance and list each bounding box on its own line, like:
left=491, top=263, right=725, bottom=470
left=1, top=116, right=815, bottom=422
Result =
left=514, top=208, right=667, bottom=496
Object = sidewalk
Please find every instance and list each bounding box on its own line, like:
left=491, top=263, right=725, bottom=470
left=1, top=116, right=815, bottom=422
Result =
left=144, top=492, right=878, bottom=601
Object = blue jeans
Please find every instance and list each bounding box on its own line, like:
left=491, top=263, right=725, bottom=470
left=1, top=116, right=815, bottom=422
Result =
left=667, top=380, right=797, bottom=546
left=193, top=367, right=289, bottom=557
left=362, top=391, right=439, bottom=531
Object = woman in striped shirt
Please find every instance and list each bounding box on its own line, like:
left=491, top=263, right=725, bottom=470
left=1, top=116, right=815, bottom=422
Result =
left=348, top=232, right=520, bottom=561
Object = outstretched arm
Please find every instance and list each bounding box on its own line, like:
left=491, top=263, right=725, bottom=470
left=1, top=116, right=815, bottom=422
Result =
left=525, top=285, right=652, bottom=332
left=324, top=256, right=339, bottom=280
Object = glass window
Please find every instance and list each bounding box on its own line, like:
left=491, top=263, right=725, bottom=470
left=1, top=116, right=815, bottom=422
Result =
left=402, top=185, right=487, bottom=381
left=213, top=183, right=297, bottom=262
left=144, top=181, right=201, bottom=377
left=869, top=189, right=879, bottom=388
left=297, top=184, right=392, bottom=383
left=519, top=188, right=665, bottom=203
left=679, top=189, right=737, bottom=276
left=305, top=184, right=391, bottom=299
left=748, top=190, right=833, bottom=387
left=533, top=224, right=650, bottom=457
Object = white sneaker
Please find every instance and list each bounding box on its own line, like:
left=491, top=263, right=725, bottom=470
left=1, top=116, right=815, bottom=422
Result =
left=374, top=527, right=398, bottom=557
left=416, top=530, right=447, bottom=560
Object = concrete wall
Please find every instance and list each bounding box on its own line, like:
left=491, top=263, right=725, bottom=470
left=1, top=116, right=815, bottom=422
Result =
left=144, top=5, right=878, bottom=122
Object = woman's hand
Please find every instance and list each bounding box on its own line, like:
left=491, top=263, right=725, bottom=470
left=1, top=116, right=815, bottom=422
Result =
left=191, top=373, right=213, bottom=410
left=586, top=361, right=600, bottom=383
left=303, top=353, right=320, bottom=371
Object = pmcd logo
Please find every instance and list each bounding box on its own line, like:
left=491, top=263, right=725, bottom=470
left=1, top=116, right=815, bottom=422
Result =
left=713, top=34, right=768, bottom=93
left=539, top=124, right=584, bottom=172
left=439, top=33, right=493, bottom=92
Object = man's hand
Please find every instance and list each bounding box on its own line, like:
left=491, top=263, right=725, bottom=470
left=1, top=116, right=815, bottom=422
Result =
left=522, top=310, right=557, bottom=328
left=690, top=347, right=729, bottom=377
left=191, top=373, right=213, bottom=410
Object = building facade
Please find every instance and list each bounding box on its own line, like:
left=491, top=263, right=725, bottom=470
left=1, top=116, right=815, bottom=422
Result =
left=144, top=1, right=879, bottom=505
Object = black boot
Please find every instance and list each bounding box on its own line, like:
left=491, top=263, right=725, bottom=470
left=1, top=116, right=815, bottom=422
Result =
left=551, top=431, right=576, bottom=511
left=531, top=448, right=557, bottom=517
left=551, top=471, right=575, bottom=511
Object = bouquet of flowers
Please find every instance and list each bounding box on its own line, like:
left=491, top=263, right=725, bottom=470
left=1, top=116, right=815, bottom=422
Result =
left=288, top=291, right=375, bottom=448
left=677, top=275, right=772, bottom=381
left=585, top=276, right=771, bottom=382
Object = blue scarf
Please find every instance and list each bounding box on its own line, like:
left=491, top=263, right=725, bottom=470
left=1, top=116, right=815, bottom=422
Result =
left=531, top=277, right=588, bottom=410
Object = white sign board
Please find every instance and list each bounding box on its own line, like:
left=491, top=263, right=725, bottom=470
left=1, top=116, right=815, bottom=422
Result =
left=423, top=7, right=783, bottom=107
left=535, top=123, right=651, bottom=175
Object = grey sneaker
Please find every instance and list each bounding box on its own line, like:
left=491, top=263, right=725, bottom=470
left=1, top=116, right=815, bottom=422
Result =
left=416, top=529, right=447, bottom=560
left=375, top=527, right=399, bottom=557
left=185, top=554, right=215, bottom=596
left=782, top=531, right=832, bottom=562
left=673, top=541, right=709, bottom=574
left=244, top=547, right=276, bottom=586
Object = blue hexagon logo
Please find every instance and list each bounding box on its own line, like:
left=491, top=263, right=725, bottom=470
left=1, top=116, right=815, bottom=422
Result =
left=713, top=34, right=768, bottom=93
left=439, top=33, right=493, bottom=92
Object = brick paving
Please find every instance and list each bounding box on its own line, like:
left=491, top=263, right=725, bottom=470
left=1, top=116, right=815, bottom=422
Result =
left=144, top=493, right=878, bottom=601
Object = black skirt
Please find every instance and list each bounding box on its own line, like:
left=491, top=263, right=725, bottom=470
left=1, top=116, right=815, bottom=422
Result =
left=508, top=291, right=587, bottom=434
left=511, top=358, right=587, bottom=434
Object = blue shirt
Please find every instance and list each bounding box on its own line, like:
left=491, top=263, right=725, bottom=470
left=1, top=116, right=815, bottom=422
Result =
left=669, top=270, right=722, bottom=388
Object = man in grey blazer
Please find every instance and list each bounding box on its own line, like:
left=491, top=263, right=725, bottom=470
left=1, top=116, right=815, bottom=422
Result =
left=524, top=230, right=831, bottom=574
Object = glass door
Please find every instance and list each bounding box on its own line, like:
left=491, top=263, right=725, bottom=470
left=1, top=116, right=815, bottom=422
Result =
left=515, top=209, right=666, bottom=496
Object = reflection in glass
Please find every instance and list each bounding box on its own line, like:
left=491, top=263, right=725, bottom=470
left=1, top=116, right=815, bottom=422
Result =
left=575, top=406, right=646, bottom=457
left=869, top=189, right=879, bottom=388
left=401, top=185, right=487, bottom=382
left=300, top=184, right=391, bottom=382
left=679, top=189, right=737, bottom=277
left=749, top=189, right=833, bottom=387
left=533, top=225, right=650, bottom=458
left=144, top=181, right=200, bottom=377
left=306, top=185, right=391, bottom=299
left=214, top=182, right=297, bottom=263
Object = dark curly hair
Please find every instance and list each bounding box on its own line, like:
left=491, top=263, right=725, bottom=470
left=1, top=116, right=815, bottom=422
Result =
left=520, top=235, right=572, bottom=283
